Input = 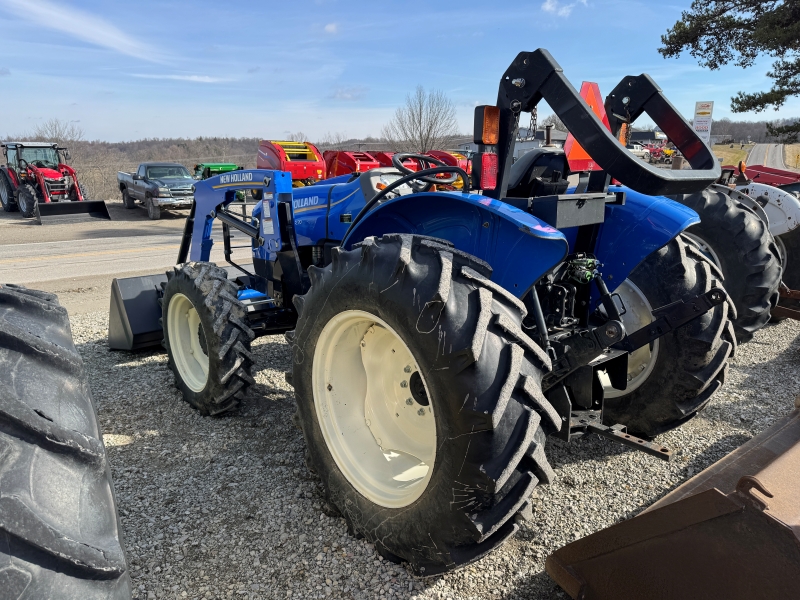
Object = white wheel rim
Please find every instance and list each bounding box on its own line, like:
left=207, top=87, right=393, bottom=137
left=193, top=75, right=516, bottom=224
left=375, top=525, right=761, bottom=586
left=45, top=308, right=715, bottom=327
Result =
left=776, top=236, right=787, bottom=279
left=167, top=293, right=209, bottom=392
left=683, top=232, right=723, bottom=271
left=603, top=280, right=660, bottom=398
left=313, top=310, right=436, bottom=508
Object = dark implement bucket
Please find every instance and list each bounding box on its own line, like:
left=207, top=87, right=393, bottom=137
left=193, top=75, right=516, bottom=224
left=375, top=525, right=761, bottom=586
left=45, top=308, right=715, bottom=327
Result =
left=36, top=200, right=111, bottom=224
left=109, top=273, right=167, bottom=351
left=546, top=405, right=800, bottom=600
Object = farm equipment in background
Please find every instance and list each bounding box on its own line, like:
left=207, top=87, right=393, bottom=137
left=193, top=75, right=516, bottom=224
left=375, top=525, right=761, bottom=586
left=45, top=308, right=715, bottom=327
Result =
left=257, top=140, right=324, bottom=187
left=108, top=49, right=743, bottom=575
left=322, top=150, right=379, bottom=178
left=0, top=141, right=111, bottom=224
left=193, top=162, right=242, bottom=179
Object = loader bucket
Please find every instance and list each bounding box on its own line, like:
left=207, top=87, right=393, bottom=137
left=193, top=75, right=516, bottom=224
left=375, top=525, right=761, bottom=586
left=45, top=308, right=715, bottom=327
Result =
left=36, top=200, right=111, bottom=224
left=546, top=405, right=800, bottom=599
left=108, top=274, right=167, bottom=350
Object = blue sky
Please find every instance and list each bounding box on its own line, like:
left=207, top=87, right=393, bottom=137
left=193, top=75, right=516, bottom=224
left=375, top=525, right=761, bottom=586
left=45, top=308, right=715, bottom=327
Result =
left=0, top=0, right=796, bottom=142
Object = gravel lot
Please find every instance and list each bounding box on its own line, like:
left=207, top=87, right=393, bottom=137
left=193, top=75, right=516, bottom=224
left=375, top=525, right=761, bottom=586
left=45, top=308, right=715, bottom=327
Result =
left=71, top=311, right=800, bottom=600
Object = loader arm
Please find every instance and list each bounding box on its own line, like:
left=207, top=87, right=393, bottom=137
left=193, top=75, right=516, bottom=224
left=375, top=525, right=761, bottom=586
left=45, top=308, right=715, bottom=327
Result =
left=489, top=49, right=720, bottom=199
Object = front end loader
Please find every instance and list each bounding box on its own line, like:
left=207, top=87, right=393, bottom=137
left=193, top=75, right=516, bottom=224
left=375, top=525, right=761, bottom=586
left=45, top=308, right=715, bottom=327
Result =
left=109, top=49, right=748, bottom=575
left=0, top=141, right=111, bottom=224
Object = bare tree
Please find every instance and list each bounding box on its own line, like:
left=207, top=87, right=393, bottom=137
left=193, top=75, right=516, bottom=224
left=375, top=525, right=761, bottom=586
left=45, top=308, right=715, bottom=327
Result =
left=381, top=86, right=458, bottom=153
left=317, top=131, right=349, bottom=151
left=31, top=118, right=85, bottom=145
left=287, top=131, right=309, bottom=142
left=540, top=113, right=568, bottom=133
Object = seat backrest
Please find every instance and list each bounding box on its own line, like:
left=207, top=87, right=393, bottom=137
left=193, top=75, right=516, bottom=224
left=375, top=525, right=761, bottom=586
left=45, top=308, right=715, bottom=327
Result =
left=507, top=148, right=570, bottom=198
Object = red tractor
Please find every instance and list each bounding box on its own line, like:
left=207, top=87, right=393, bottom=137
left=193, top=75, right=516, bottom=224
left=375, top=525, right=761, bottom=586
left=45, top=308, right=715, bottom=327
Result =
left=0, top=141, right=109, bottom=223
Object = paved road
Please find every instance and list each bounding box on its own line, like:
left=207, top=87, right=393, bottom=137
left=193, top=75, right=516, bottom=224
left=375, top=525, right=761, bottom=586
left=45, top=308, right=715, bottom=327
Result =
left=748, top=143, right=786, bottom=169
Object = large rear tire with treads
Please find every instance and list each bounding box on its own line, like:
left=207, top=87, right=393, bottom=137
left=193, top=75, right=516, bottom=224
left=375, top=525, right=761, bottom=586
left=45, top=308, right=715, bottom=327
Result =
left=603, top=235, right=736, bottom=438
left=0, top=284, right=130, bottom=600
left=674, top=188, right=781, bottom=342
left=288, top=234, right=560, bottom=575
left=161, top=262, right=255, bottom=415
left=0, top=172, right=16, bottom=212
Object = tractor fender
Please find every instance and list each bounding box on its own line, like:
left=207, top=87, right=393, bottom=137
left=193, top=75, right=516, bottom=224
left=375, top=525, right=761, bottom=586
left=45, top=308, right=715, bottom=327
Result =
left=736, top=181, right=800, bottom=237
left=588, top=186, right=700, bottom=294
left=712, top=183, right=770, bottom=226
left=342, top=190, right=569, bottom=296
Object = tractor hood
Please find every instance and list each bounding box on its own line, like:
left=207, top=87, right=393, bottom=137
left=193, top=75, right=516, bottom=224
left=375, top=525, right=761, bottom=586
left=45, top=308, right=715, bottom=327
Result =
left=38, top=167, right=64, bottom=179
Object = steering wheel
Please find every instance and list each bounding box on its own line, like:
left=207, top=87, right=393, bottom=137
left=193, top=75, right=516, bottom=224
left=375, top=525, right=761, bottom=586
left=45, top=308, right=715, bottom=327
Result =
left=18, top=158, right=29, bottom=171
left=391, top=153, right=459, bottom=192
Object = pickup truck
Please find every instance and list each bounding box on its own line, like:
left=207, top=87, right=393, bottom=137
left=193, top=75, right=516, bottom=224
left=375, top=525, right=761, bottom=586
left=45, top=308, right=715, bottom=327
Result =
left=625, top=144, right=651, bottom=162
left=118, top=162, right=195, bottom=220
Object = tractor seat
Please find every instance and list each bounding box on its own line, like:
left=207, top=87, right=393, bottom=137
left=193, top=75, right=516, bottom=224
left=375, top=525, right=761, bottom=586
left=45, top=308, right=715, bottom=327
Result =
left=507, top=148, right=570, bottom=198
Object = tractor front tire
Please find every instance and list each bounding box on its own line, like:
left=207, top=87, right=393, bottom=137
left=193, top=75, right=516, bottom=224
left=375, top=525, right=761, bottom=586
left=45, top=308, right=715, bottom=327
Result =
left=121, top=188, right=135, bottom=209
left=16, top=184, right=38, bottom=219
left=676, top=188, right=781, bottom=342
left=603, top=235, right=736, bottom=438
left=778, top=226, right=800, bottom=313
left=0, top=284, right=130, bottom=599
left=145, top=196, right=160, bottom=220
left=289, top=234, right=559, bottom=575
left=162, top=262, right=255, bottom=415
left=0, top=172, right=16, bottom=212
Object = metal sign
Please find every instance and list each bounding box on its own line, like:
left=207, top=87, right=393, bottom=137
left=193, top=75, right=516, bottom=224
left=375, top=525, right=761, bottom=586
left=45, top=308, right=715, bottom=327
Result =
left=693, top=101, right=714, bottom=145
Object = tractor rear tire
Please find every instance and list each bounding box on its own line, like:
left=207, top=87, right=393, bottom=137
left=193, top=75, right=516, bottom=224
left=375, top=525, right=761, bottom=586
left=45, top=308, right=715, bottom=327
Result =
left=161, top=262, right=255, bottom=415
left=0, top=172, right=16, bottom=212
left=0, top=284, right=130, bottom=599
left=603, top=235, right=736, bottom=439
left=121, top=188, right=135, bottom=209
left=289, top=234, right=559, bottom=575
left=16, top=184, right=38, bottom=219
left=778, top=227, right=800, bottom=313
left=675, top=188, right=781, bottom=342
left=145, top=196, right=160, bottom=220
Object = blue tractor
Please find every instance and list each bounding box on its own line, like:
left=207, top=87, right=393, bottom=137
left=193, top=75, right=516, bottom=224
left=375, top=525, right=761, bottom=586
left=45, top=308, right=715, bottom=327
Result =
left=109, top=50, right=734, bottom=574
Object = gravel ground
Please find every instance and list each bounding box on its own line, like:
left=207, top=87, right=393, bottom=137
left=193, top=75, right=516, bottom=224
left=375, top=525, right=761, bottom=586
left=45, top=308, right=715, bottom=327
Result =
left=70, top=311, right=800, bottom=600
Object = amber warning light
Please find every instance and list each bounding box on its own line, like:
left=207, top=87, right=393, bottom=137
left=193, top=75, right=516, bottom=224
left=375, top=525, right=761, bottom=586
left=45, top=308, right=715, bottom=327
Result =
left=474, top=105, right=500, bottom=145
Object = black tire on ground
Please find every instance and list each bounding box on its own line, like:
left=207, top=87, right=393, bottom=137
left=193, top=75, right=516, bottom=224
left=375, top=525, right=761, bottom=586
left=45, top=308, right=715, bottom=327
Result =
left=145, top=195, right=160, bottom=220
left=0, top=284, right=130, bottom=599
left=69, top=182, right=88, bottom=202
left=121, top=188, right=135, bottom=209
left=603, top=235, right=736, bottom=439
left=16, top=183, right=39, bottom=219
left=0, top=172, right=17, bottom=212
left=161, top=262, right=255, bottom=415
left=289, top=234, right=559, bottom=575
left=675, top=187, right=782, bottom=343
left=778, top=226, right=800, bottom=313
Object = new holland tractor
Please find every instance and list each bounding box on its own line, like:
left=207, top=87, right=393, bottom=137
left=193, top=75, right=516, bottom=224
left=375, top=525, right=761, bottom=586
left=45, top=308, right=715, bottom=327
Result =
left=109, top=50, right=735, bottom=574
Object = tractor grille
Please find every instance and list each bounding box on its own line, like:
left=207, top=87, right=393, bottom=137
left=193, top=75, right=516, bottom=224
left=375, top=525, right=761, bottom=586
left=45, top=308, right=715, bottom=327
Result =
left=45, top=178, right=68, bottom=196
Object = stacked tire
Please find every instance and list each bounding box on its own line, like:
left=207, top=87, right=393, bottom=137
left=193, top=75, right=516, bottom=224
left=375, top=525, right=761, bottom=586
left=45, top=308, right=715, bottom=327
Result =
left=0, top=284, right=130, bottom=599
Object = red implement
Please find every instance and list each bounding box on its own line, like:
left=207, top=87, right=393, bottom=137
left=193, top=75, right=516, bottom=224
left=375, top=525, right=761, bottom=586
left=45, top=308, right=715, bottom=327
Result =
left=322, top=151, right=380, bottom=178
left=257, top=140, right=325, bottom=185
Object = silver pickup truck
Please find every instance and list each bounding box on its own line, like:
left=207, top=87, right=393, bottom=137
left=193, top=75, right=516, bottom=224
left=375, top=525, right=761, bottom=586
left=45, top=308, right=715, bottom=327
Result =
left=117, top=162, right=195, bottom=220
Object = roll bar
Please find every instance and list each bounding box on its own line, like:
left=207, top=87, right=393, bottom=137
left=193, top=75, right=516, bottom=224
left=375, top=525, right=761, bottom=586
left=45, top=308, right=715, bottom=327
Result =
left=489, top=49, right=720, bottom=199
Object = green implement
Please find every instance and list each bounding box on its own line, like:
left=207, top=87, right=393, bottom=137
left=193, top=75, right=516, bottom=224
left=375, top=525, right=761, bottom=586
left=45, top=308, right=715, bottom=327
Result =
left=193, top=163, right=242, bottom=180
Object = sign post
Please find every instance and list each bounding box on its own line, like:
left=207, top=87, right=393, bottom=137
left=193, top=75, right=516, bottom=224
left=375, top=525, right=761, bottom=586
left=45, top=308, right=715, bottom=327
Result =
left=693, top=101, right=714, bottom=145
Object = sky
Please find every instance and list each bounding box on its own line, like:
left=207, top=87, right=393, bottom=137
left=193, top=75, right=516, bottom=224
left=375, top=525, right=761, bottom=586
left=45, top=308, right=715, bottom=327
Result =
left=0, top=0, right=796, bottom=142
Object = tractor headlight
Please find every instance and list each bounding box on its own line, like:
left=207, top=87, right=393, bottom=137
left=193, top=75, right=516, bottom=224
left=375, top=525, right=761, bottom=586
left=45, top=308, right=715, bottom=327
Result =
left=158, top=187, right=171, bottom=197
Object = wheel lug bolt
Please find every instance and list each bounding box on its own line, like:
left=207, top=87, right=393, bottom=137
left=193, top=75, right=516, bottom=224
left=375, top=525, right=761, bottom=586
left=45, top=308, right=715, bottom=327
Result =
left=400, top=380, right=408, bottom=388
left=404, top=365, right=412, bottom=373
left=406, top=398, right=413, bottom=406
left=327, top=384, right=332, bottom=391
left=417, top=408, right=425, bottom=416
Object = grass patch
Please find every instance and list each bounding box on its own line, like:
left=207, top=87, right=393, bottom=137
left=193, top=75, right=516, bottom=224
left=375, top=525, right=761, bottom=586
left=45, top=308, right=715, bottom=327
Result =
left=784, top=145, right=800, bottom=170
left=712, top=144, right=750, bottom=167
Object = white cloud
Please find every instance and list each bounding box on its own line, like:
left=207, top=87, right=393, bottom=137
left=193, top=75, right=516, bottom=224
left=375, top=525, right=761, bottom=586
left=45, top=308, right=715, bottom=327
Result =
left=324, top=22, right=338, bottom=34
left=0, top=0, right=161, bottom=61
left=329, top=86, right=368, bottom=101
left=132, top=74, right=227, bottom=83
left=542, top=0, right=587, bottom=17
